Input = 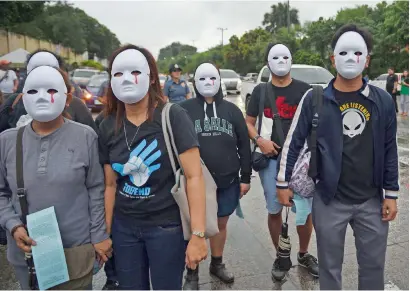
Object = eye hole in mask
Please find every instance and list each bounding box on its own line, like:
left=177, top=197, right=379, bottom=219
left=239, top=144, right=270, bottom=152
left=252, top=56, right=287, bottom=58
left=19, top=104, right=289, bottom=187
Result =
left=28, top=89, right=38, bottom=94
left=283, top=56, right=289, bottom=60
left=273, top=57, right=279, bottom=60
left=47, top=89, right=58, bottom=103
left=199, top=77, right=206, bottom=81
left=114, top=72, right=123, bottom=77
left=339, top=52, right=348, bottom=56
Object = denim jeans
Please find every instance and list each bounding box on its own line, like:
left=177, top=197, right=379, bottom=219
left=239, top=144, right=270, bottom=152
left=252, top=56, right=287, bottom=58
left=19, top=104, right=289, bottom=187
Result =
left=104, top=250, right=117, bottom=282
left=112, top=214, right=186, bottom=290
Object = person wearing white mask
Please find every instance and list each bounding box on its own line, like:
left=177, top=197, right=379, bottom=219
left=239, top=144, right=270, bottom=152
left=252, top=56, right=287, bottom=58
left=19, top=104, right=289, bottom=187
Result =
left=276, top=24, right=399, bottom=290
left=0, top=49, right=96, bottom=133
left=98, top=45, right=208, bottom=290
left=180, top=63, right=251, bottom=289
left=246, top=43, right=318, bottom=281
left=0, top=66, right=112, bottom=290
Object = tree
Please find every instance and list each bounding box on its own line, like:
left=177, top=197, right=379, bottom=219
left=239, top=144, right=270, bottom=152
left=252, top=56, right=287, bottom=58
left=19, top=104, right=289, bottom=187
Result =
left=2, top=2, right=120, bottom=59
left=263, top=2, right=300, bottom=34
left=0, top=1, right=46, bottom=28
left=158, top=42, right=197, bottom=61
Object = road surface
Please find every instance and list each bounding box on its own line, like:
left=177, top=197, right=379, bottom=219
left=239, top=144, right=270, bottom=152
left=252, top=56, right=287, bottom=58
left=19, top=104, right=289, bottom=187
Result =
left=0, top=93, right=408, bottom=290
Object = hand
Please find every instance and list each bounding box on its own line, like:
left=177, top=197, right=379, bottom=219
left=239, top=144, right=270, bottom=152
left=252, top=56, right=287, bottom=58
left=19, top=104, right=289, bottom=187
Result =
left=185, top=236, right=208, bottom=270
left=112, top=139, right=161, bottom=187
left=382, top=199, right=398, bottom=221
left=93, top=238, right=113, bottom=263
left=276, top=188, right=294, bottom=207
left=257, top=138, right=280, bottom=156
left=13, top=226, right=36, bottom=253
left=393, top=89, right=397, bottom=94
left=240, top=183, right=250, bottom=199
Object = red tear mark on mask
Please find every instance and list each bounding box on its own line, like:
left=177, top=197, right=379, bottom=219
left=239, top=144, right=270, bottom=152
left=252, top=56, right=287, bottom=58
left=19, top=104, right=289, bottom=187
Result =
left=134, top=75, right=138, bottom=84
left=212, top=79, right=215, bottom=85
left=50, top=92, right=55, bottom=103
left=356, top=55, right=360, bottom=63
left=285, top=59, right=287, bottom=64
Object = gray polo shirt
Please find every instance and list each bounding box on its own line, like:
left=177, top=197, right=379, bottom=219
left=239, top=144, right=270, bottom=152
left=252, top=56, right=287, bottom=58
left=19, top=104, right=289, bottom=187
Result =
left=0, top=120, right=108, bottom=266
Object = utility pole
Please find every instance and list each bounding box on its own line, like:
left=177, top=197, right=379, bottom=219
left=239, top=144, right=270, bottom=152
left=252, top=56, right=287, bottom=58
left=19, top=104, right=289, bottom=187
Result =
left=217, top=27, right=228, bottom=47
left=191, top=40, right=196, bottom=47
left=287, top=0, right=290, bottom=34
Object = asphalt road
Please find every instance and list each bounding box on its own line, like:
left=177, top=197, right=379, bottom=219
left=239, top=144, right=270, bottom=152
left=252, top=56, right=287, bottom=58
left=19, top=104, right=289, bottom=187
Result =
left=1, top=93, right=408, bottom=290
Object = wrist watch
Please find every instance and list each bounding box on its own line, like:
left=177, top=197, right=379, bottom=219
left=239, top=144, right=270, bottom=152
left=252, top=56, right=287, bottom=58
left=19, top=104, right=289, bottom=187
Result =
left=192, top=231, right=205, bottom=238
left=253, top=135, right=261, bottom=144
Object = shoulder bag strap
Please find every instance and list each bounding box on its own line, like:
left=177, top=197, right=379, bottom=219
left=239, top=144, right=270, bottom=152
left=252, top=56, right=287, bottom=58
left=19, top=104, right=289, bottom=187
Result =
left=0, top=70, right=9, bottom=83
left=16, top=126, right=29, bottom=225
left=256, top=84, right=266, bottom=136
left=265, top=83, right=285, bottom=146
left=308, top=85, right=324, bottom=179
left=162, top=103, right=178, bottom=176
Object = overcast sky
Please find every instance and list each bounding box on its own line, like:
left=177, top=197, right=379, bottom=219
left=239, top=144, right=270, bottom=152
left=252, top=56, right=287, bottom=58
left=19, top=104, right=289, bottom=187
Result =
left=73, top=0, right=385, bottom=59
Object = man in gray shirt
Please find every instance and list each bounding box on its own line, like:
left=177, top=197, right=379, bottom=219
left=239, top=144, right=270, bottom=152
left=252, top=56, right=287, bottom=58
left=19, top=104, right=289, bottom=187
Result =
left=0, top=120, right=109, bottom=288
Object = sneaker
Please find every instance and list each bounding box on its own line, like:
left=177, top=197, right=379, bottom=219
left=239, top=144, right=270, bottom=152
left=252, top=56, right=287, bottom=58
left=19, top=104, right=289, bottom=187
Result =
left=183, top=268, right=199, bottom=290
left=209, top=263, right=234, bottom=284
left=102, top=280, right=119, bottom=290
left=297, top=253, right=319, bottom=278
left=271, top=257, right=290, bottom=281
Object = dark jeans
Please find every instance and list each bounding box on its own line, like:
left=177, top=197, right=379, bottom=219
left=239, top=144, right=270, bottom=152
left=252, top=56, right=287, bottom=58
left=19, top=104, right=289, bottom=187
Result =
left=388, top=91, right=398, bottom=113
left=104, top=250, right=117, bottom=282
left=112, top=214, right=186, bottom=290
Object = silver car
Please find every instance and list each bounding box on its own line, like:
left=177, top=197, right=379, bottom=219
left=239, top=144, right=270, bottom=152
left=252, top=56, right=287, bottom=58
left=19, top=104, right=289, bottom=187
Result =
left=220, top=69, right=242, bottom=95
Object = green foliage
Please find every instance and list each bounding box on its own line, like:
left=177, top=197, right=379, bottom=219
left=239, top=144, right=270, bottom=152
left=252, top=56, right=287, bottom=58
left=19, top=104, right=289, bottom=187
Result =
left=262, top=2, right=300, bottom=34
left=1, top=1, right=121, bottom=59
left=157, top=0, right=408, bottom=79
left=80, top=60, right=104, bottom=71
left=0, top=1, right=46, bottom=28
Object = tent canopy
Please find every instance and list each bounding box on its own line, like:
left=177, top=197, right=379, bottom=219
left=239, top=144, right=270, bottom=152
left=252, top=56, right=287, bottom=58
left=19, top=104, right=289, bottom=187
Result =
left=0, top=48, right=30, bottom=64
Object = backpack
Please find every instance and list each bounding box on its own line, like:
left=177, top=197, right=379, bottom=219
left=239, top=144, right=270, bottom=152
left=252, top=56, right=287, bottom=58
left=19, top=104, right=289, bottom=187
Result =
left=289, top=86, right=323, bottom=198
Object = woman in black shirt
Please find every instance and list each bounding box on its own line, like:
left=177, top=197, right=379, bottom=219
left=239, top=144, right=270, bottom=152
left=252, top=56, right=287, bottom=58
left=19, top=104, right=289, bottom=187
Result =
left=98, top=45, right=207, bottom=290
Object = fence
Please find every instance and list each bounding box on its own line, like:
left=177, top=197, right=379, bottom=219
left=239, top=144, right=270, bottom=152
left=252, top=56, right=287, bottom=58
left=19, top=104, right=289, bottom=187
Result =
left=0, top=30, right=84, bottom=64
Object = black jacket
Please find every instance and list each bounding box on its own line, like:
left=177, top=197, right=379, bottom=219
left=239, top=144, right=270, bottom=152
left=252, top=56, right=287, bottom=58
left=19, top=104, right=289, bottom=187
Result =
left=276, top=79, right=399, bottom=204
left=180, top=87, right=251, bottom=188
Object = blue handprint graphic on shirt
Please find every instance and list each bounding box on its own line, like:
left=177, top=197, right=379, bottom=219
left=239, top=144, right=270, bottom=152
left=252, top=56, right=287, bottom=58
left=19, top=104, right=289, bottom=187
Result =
left=112, top=139, right=161, bottom=187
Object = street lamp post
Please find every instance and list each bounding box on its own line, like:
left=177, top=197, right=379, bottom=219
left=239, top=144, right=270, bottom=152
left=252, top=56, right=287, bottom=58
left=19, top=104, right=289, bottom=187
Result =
left=287, top=0, right=290, bottom=34
left=217, top=27, right=228, bottom=47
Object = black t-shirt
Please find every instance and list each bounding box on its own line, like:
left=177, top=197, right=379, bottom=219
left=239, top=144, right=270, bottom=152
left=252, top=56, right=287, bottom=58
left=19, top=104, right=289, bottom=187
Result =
left=246, top=79, right=311, bottom=157
left=98, top=105, right=199, bottom=226
left=334, top=89, right=378, bottom=204
left=386, top=74, right=398, bottom=93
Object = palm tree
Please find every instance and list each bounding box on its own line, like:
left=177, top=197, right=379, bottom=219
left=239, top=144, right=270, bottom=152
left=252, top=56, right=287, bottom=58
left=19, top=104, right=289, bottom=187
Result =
left=262, top=2, right=300, bottom=34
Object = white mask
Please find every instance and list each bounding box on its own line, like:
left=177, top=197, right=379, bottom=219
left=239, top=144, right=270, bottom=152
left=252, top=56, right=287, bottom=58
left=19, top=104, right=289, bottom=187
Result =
left=23, top=66, right=67, bottom=122
left=27, top=52, right=59, bottom=74
left=267, top=44, right=292, bottom=77
left=111, top=49, right=150, bottom=104
left=334, top=31, right=368, bottom=79
left=194, top=63, right=221, bottom=97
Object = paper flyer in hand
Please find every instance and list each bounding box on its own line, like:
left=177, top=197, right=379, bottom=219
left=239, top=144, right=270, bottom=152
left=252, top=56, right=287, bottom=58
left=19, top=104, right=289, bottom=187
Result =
left=27, top=206, right=69, bottom=290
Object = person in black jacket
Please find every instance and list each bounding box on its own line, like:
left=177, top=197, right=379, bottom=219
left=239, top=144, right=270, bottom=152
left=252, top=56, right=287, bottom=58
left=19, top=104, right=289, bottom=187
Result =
left=0, top=49, right=96, bottom=133
left=181, top=63, right=251, bottom=289
left=276, top=24, right=399, bottom=290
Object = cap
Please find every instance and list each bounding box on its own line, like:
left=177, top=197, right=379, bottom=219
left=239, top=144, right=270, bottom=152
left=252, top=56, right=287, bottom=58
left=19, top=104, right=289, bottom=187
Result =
left=0, top=60, right=11, bottom=66
left=169, top=63, right=182, bottom=73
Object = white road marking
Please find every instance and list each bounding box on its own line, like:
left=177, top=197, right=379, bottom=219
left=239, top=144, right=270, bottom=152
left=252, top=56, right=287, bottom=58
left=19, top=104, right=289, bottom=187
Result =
left=385, top=281, right=401, bottom=290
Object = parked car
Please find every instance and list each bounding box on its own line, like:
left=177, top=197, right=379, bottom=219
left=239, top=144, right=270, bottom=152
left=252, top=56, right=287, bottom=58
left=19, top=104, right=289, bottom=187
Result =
left=369, top=73, right=403, bottom=92
left=241, top=64, right=334, bottom=110
left=159, top=74, right=167, bottom=89
left=220, top=69, right=242, bottom=95
left=221, top=80, right=228, bottom=98
left=82, top=74, right=108, bottom=112
left=244, top=73, right=258, bottom=81
left=71, top=68, right=100, bottom=88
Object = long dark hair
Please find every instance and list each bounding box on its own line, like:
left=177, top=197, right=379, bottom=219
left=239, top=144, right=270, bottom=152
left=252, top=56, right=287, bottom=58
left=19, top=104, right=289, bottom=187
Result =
left=104, top=44, right=165, bottom=130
